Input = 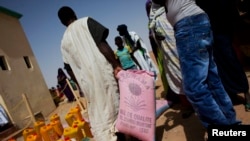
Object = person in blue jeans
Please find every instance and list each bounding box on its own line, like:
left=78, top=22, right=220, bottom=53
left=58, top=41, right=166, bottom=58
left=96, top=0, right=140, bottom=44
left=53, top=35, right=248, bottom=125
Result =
left=152, top=0, right=241, bottom=128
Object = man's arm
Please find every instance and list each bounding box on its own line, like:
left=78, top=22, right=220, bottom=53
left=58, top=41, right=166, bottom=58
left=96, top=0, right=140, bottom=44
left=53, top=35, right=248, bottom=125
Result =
left=97, top=41, right=121, bottom=69
left=88, top=17, right=122, bottom=77
left=97, top=41, right=123, bottom=78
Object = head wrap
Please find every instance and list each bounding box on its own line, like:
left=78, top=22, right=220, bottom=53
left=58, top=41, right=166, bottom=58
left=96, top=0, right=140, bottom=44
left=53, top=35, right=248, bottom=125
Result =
left=117, top=24, right=127, bottom=31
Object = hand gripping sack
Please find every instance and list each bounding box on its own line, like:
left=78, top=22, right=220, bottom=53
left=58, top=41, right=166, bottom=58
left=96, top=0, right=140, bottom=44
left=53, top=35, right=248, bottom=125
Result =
left=116, top=70, right=156, bottom=141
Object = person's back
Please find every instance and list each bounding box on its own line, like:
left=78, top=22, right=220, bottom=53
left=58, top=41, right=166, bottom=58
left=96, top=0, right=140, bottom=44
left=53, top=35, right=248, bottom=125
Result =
left=58, top=6, right=121, bottom=141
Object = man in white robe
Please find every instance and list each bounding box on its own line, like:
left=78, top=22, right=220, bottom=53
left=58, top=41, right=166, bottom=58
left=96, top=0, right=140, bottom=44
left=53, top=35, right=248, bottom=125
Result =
left=57, top=6, right=122, bottom=141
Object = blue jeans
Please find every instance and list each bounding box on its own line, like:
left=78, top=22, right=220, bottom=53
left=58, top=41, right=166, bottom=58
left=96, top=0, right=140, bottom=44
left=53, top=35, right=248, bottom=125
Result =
left=174, top=13, right=241, bottom=128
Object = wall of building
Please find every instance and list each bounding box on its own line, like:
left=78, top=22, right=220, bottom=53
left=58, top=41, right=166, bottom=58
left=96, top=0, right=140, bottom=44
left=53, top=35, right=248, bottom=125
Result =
left=0, top=7, right=56, bottom=128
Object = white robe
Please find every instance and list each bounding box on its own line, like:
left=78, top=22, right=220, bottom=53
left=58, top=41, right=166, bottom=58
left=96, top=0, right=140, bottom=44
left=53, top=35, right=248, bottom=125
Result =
left=61, top=17, right=119, bottom=141
left=149, top=3, right=184, bottom=95
left=124, top=32, right=159, bottom=79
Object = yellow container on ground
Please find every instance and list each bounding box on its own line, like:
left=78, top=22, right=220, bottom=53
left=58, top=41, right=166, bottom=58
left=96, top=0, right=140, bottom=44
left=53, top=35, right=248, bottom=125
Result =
left=23, top=127, right=36, bottom=141
left=70, top=106, right=83, bottom=120
left=50, top=120, right=64, bottom=136
left=26, top=133, right=42, bottom=141
left=40, top=124, right=60, bottom=141
left=63, top=125, right=84, bottom=141
left=65, top=112, right=77, bottom=127
left=34, top=120, right=45, bottom=136
left=72, top=119, right=93, bottom=138
left=50, top=114, right=60, bottom=122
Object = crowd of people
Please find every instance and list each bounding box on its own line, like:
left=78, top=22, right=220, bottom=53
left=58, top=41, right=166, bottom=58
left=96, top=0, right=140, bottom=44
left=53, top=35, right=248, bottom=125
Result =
left=55, top=0, right=250, bottom=140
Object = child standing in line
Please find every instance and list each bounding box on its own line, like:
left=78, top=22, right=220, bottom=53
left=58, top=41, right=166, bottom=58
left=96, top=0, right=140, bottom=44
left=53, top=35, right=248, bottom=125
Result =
left=114, top=36, right=139, bottom=70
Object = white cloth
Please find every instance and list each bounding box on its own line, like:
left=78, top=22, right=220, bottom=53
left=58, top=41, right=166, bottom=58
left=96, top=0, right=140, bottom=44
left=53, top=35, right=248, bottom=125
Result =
left=61, top=17, right=119, bottom=141
left=125, top=32, right=159, bottom=79
left=149, top=3, right=184, bottom=95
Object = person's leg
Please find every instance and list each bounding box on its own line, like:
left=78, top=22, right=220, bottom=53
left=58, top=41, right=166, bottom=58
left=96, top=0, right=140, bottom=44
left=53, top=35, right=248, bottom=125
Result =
left=179, top=94, right=194, bottom=119
left=62, top=84, right=75, bottom=102
left=205, top=35, right=241, bottom=125
left=174, top=14, right=240, bottom=128
left=149, top=35, right=158, bottom=61
left=213, top=34, right=249, bottom=103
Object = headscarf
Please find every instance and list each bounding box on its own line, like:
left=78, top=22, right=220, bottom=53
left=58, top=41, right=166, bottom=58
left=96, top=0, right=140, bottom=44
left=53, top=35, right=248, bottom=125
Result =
left=116, top=24, right=127, bottom=32
left=117, top=24, right=135, bottom=48
left=57, top=68, right=66, bottom=76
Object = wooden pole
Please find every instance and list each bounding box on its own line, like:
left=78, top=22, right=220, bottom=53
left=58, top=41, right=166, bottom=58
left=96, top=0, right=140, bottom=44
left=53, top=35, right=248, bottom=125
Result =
left=22, top=93, right=36, bottom=123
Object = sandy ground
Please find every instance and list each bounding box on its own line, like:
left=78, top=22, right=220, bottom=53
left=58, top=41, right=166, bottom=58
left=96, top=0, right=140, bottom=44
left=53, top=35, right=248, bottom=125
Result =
left=13, top=52, right=250, bottom=141
left=40, top=71, right=250, bottom=141
left=39, top=68, right=250, bottom=141
left=13, top=74, right=250, bottom=141
left=154, top=72, right=250, bottom=141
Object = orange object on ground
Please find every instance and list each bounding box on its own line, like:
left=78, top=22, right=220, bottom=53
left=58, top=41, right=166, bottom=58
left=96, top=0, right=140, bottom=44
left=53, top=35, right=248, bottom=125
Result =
left=26, top=133, right=42, bottom=141
left=50, top=114, right=60, bottom=122
left=23, top=127, right=36, bottom=141
left=40, top=124, right=59, bottom=141
left=65, top=112, right=77, bottom=127
left=72, top=119, right=93, bottom=138
left=50, top=120, right=64, bottom=136
left=63, top=125, right=84, bottom=141
left=70, top=106, right=83, bottom=120
left=34, top=120, right=45, bottom=136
